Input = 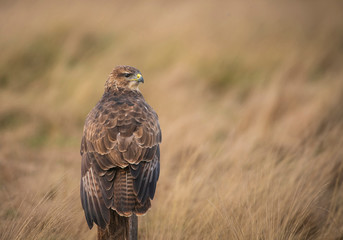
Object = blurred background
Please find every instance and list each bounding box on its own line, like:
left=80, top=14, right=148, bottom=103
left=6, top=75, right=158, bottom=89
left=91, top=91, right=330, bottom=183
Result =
left=1, top=0, right=343, bottom=239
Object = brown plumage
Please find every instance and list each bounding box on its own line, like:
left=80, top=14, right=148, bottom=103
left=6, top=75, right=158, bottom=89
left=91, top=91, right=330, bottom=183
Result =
left=80, top=65, right=161, bottom=229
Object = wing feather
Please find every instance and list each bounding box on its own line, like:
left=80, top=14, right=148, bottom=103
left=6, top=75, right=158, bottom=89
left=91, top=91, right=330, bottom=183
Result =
left=80, top=153, right=110, bottom=229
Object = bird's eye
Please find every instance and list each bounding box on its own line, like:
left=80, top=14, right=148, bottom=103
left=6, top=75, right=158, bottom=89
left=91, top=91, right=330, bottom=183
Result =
left=124, top=73, right=132, bottom=78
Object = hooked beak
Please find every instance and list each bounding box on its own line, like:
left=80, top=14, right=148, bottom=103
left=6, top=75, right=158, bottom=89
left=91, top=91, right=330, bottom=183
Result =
left=136, top=73, right=144, bottom=83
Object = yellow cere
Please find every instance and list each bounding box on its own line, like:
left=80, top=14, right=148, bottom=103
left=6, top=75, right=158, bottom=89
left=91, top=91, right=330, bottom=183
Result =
left=129, top=73, right=142, bottom=81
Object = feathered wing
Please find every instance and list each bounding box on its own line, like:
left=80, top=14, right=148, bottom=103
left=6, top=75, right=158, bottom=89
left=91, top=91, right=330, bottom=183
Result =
left=80, top=91, right=161, bottom=229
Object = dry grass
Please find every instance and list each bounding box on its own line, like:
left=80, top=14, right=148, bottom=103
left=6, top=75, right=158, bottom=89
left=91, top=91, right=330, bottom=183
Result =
left=1, top=0, right=343, bottom=239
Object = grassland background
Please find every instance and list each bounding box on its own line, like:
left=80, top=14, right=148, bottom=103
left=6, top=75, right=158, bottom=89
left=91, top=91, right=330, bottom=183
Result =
left=0, top=0, right=343, bottom=239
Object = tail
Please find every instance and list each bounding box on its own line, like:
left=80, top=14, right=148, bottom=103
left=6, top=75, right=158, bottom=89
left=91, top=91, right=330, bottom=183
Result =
left=112, top=167, right=151, bottom=216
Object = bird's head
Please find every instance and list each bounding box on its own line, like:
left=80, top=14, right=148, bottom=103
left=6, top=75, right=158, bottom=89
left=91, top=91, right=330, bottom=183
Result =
left=105, top=65, right=144, bottom=91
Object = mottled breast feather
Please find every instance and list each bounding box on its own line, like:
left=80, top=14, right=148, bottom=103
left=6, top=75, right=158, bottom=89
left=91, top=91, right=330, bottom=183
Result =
left=80, top=88, right=161, bottom=229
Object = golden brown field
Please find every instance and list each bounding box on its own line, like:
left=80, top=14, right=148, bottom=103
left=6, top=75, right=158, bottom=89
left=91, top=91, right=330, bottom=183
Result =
left=1, top=0, right=343, bottom=239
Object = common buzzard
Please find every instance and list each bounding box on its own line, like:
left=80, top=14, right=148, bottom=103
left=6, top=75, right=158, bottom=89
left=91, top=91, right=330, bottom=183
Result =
left=80, top=65, right=162, bottom=229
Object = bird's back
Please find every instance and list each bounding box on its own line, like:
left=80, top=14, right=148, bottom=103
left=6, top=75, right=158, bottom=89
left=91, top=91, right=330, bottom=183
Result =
left=80, top=87, right=161, bottom=229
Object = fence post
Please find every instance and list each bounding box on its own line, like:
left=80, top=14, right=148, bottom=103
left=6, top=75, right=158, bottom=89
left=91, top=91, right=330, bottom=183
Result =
left=97, top=210, right=137, bottom=240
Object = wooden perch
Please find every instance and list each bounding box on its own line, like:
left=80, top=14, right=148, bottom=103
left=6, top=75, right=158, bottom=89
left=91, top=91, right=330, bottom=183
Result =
left=97, top=210, right=137, bottom=240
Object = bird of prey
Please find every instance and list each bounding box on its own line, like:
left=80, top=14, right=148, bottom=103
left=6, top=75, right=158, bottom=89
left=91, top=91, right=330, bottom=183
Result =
left=80, top=65, right=162, bottom=229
